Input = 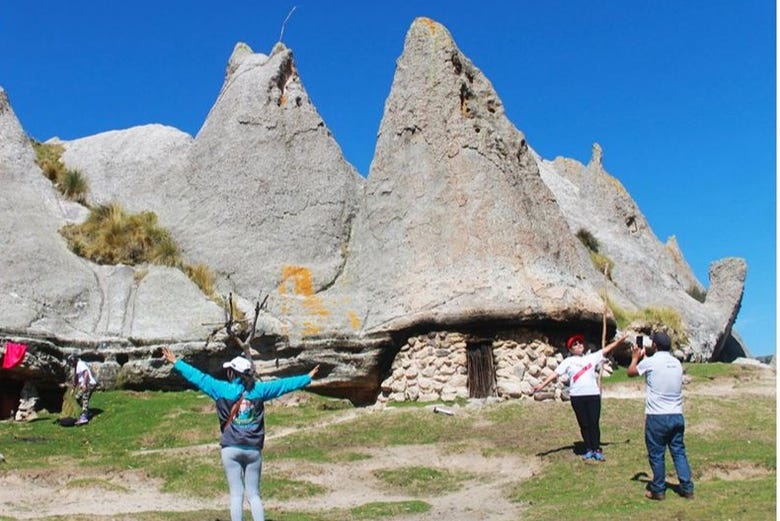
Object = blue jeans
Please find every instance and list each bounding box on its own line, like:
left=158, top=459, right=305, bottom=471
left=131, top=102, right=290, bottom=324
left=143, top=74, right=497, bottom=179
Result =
left=221, top=446, right=264, bottom=521
left=645, top=414, right=693, bottom=495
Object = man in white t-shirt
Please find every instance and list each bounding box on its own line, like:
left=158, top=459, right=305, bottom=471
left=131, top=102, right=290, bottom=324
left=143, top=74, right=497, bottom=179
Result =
left=67, top=354, right=98, bottom=425
left=628, top=332, right=694, bottom=501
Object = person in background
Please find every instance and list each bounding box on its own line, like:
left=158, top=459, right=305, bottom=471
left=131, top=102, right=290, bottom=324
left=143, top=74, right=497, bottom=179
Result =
left=533, top=332, right=628, bottom=461
left=161, top=347, right=319, bottom=521
left=628, top=331, right=694, bottom=500
left=66, top=354, right=98, bottom=425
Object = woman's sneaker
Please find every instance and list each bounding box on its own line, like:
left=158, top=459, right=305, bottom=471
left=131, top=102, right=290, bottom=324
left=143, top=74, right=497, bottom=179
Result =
left=582, top=450, right=595, bottom=460
left=593, top=450, right=605, bottom=461
left=75, top=414, right=89, bottom=425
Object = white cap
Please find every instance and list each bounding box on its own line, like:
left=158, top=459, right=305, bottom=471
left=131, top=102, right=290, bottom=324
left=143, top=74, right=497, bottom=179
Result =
left=223, top=356, right=253, bottom=375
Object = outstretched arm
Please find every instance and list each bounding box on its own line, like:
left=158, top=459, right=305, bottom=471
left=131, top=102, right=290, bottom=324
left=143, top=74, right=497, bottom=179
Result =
left=602, top=334, right=629, bottom=357
left=162, top=347, right=177, bottom=363
left=252, top=365, right=321, bottom=401
left=533, top=372, right=559, bottom=393
left=161, top=346, right=228, bottom=400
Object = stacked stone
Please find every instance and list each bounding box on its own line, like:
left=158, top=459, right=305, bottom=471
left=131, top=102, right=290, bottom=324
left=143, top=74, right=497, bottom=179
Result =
left=379, top=330, right=590, bottom=403
left=378, top=332, right=468, bottom=404
left=493, top=339, right=565, bottom=399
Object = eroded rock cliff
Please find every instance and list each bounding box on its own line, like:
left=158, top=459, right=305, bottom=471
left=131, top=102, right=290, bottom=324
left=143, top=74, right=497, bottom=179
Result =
left=0, top=18, right=747, bottom=407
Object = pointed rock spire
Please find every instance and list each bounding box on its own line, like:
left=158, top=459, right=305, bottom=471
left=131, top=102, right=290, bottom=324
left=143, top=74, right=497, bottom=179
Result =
left=590, top=142, right=603, bottom=168
left=0, top=87, right=37, bottom=173
left=225, top=42, right=258, bottom=83
left=176, top=42, right=362, bottom=299
left=321, top=17, right=604, bottom=335
left=0, top=88, right=101, bottom=334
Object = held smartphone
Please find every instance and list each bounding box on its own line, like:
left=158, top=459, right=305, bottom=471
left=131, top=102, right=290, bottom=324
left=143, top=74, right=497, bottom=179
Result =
left=636, top=335, right=644, bottom=348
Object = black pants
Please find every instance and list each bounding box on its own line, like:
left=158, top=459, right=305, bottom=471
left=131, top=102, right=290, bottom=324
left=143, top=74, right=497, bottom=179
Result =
left=570, top=394, right=602, bottom=452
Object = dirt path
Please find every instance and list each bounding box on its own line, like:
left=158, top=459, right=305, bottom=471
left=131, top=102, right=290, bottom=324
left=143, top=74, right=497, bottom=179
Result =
left=1, top=362, right=773, bottom=520
left=0, top=468, right=226, bottom=518
left=267, top=444, right=538, bottom=521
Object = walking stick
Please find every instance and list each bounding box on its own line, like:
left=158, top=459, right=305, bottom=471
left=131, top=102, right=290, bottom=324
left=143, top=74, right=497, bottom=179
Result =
left=598, top=263, right=609, bottom=390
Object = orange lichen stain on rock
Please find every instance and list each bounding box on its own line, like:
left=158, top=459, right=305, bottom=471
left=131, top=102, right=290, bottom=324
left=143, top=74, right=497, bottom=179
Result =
left=348, top=310, right=361, bottom=330
left=302, top=321, right=321, bottom=336
left=279, top=94, right=287, bottom=107
left=279, top=265, right=314, bottom=296
left=278, top=265, right=329, bottom=336
left=420, top=17, right=438, bottom=34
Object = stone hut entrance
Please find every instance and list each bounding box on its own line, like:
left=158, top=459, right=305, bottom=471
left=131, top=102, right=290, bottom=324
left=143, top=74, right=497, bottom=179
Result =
left=0, top=378, right=23, bottom=419
left=466, top=339, right=496, bottom=398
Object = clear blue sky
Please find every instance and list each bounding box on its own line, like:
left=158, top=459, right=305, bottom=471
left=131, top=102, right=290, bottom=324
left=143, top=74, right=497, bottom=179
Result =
left=1, top=1, right=775, bottom=356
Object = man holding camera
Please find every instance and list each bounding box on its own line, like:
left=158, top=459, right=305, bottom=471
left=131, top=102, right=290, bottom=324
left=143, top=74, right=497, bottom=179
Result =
left=628, top=331, right=694, bottom=501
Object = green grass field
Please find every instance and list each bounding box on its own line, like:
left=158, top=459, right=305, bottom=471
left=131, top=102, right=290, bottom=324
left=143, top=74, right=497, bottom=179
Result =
left=0, top=363, right=774, bottom=521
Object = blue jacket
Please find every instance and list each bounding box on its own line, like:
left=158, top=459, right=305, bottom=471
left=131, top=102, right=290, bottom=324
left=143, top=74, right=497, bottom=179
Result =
left=172, top=359, right=311, bottom=450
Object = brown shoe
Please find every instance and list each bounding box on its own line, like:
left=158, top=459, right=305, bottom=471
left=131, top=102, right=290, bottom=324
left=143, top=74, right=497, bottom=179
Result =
left=645, top=490, right=666, bottom=501
left=682, top=492, right=694, bottom=500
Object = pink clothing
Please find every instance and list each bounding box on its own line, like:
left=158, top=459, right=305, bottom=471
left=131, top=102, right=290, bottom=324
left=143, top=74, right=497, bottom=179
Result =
left=2, top=342, right=28, bottom=369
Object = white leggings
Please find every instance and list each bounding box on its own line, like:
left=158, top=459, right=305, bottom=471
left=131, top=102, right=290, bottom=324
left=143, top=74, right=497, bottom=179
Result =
left=221, top=446, right=264, bottom=521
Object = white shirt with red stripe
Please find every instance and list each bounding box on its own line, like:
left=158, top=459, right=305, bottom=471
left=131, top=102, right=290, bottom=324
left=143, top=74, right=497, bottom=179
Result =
left=555, top=350, right=604, bottom=397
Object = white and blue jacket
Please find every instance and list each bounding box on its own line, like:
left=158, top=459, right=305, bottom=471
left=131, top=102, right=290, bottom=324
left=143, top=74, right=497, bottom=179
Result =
left=172, top=359, right=312, bottom=450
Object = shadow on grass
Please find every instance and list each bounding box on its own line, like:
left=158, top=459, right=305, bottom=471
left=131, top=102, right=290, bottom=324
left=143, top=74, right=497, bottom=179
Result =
left=50, top=407, right=105, bottom=427
left=536, top=438, right=632, bottom=457
left=631, top=471, right=690, bottom=497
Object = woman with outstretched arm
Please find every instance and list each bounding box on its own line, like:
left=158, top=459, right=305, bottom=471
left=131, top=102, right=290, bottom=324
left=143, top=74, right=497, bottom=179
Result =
left=162, top=347, right=319, bottom=521
left=533, top=333, right=628, bottom=461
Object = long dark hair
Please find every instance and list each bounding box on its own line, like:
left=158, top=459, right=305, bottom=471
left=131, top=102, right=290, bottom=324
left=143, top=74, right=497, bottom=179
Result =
left=228, top=369, right=256, bottom=392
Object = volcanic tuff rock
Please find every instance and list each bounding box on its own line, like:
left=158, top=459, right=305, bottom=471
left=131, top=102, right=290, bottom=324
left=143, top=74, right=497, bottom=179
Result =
left=177, top=42, right=363, bottom=299
left=0, top=88, right=103, bottom=338
left=0, top=92, right=224, bottom=342
left=537, top=144, right=748, bottom=361
left=59, top=124, right=192, bottom=215
left=314, top=18, right=606, bottom=335
left=0, top=18, right=747, bottom=404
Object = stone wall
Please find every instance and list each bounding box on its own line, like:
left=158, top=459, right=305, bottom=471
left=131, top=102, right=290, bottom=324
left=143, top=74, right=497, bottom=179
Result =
left=378, top=330, right=590, bottom=404
left=379, top=332, right=469, bottom=403
left=493, top=337, right=564, bottom=399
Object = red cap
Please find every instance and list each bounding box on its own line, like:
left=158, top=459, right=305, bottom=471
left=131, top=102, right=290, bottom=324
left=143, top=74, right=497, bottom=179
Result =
left=566, top=334, right=585, bottom=350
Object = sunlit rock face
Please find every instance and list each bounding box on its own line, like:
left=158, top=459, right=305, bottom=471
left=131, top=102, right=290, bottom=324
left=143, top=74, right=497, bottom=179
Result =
left=0, top=18, right=747, bottom=405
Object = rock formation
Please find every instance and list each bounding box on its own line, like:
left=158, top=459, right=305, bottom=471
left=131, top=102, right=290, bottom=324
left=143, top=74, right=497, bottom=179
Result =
left=325, top=18, right=606, bottom=333
left=537, top=143, right=748, bottom=361
left=0, top=88, right=103, bottom=339
left=0, top=18, right=747, bottom=409
left=178, top=42, right=363, bottom=300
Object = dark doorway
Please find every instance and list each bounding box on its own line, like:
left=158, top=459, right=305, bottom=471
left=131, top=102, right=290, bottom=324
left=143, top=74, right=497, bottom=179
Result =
left=467, top=341, right=496, bottom=399
left=0, top=378, right=23, bottom=419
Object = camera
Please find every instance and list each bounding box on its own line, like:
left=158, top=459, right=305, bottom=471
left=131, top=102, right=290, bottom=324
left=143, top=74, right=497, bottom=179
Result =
left=636, top=335, right=644, bottom=348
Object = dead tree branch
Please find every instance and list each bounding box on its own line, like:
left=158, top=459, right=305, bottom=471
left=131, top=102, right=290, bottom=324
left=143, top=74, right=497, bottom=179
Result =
left=202, top=293, right=270, bottom=365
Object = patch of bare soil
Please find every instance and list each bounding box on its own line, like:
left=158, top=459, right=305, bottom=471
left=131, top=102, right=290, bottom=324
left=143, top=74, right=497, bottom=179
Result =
left=698, top=461, right=774, bottom=481
left=267, top=444, right=539, bottom=521
left=0, top=468, right=225, bottom=519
